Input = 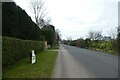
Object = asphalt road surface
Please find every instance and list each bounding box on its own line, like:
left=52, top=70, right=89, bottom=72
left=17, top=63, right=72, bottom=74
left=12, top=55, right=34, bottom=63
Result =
left=52, top=44, right=118, bottom=78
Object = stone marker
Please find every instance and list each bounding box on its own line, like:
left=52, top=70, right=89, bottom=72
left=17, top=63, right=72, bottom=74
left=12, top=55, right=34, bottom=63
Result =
left=31, top=50, right=36, bottom=64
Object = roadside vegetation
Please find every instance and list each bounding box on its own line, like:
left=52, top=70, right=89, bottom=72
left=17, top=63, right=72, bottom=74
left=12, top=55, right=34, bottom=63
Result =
left=2, top=2, right=60, bottom=45
left=3, top=49, right=58, bottom=78
left=2, top=37, right=45, bottom=69
left=2, top=1, right=60, bottom=78
left=63, top=30, right=118, bottom=55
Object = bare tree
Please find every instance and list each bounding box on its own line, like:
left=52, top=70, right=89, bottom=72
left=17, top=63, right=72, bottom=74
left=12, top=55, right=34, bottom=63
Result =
left=108, top=28, right=117, bottom=39
left=30, top=0, right=49, bottom=27
left=94, top=31, right=102, bottom=40
left=88, top=31, right=94, bottom=40
left=88, top=31, right=102, bottom=40
left=45, top=17, right=51, bottom=25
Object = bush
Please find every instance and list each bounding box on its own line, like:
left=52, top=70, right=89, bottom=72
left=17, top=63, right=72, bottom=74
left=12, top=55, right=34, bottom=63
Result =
left=89, top=40, right=117, bottom=54
left=74, top=39, right=87, bottom=48
left=2, top=37, right=45, bottom=69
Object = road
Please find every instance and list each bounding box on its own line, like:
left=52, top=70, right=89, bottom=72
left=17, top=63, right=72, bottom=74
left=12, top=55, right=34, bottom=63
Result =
left=52, top=44, right=118, bottom=78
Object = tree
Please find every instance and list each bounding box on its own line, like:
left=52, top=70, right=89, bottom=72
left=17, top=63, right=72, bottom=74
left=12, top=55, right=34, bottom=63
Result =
left=66, top=37, right=72, bottom=45
left=94, top=31, right=102, bottom=40
left=85, top=38, right=91, bottom=48
left=41, top=25, right=55, bottom=47
left=30, top=0, right=49, bottom=27
left=39, top=35, right=45, bottom=41
left=75, top=38, right=86, bottom=48
left=108, top=28, right=117, bottom=39
left=88, top=31, right=94, bottom=40
left=88, top=31, right=102, bottom=40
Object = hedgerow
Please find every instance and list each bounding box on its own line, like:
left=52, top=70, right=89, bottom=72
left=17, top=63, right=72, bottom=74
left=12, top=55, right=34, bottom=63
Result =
left=2, top=37, right=45, bottom=69
left=67, top=39, right=118, bottom=55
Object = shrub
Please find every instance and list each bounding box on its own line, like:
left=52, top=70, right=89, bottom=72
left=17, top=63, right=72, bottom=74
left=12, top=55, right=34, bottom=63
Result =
left=89, top=41, right=117, bottom=54
left=2, top=37, right=45, bottom=69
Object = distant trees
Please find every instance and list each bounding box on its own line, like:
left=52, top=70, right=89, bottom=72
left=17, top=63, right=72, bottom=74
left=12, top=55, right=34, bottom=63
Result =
left=63, top=29, right=118, bottom=54
left=63, top=38, right=87, bottom=48
left=63, top=37, right=117, bottom=54
left=75, top=38, right=87, bottom=48
left=85, top=38, right=91, bottom=48
left=88, top=31, right=102, bottom=40
left=108, top=28, right=117, bottom=39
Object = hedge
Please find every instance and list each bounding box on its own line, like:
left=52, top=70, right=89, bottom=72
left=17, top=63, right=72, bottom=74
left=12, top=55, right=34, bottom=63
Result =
left=88, top=41, right=118, bottom=54
left=69, top=39, right=118, bottom=54
left=2, top=37, right=45, bottom=69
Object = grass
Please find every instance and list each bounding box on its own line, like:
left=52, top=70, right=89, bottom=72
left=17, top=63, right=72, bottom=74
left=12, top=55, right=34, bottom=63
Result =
left=2, top=48, right=58, bottom=78
left=46, top=45, right=59, bottom=51
left=50, top=45, right=59, bottom=49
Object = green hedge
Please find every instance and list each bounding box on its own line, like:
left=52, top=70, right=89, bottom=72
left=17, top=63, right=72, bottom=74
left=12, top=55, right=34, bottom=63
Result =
left=2, top=37, right=45, bottom=69
left=89, top=41, right=118, bottom=54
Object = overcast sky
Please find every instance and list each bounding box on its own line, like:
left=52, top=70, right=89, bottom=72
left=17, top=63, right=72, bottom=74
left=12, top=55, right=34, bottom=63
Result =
left=14, top=0, right=119, bottom=40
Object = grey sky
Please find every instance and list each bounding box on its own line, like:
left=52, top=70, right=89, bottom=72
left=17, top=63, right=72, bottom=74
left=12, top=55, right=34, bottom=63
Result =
left=14, top=0, right=119, bottom=40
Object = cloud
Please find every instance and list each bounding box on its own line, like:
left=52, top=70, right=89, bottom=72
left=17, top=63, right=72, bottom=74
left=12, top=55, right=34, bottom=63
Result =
left=14, top=0, right=119, bottom=39
left=45, top=0, right=118, bottom=39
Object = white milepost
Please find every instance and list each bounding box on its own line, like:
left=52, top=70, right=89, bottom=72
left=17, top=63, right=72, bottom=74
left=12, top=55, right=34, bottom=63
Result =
left=32, top=50, right=36, bottom=64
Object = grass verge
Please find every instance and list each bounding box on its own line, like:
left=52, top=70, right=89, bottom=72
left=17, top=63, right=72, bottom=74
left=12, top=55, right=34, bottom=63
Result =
left=2, top=49, right=58, bottom=78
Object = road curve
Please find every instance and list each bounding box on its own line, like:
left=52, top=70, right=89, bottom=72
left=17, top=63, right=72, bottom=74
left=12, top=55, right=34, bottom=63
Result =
left=52, top=44, right=118, bottom=78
